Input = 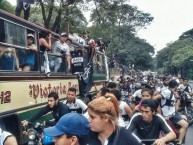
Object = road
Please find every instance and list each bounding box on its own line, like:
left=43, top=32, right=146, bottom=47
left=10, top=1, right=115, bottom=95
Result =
left=185, top=81, right=193, bottom=145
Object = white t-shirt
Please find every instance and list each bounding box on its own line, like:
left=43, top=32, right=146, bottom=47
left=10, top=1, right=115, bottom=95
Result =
left=0, top=128, right=12, bottom=145
left=133, top=89, right=142, bottom=98
left=178, top=84, right=192, bottom=93
left=63, top=99, right=87, bottom=114
left=120, top=101, right=127, bottom=116
left=53, top=41, right=70, bottom=56
left=157, top=85, right=168, bottom=93
left=161, top=89, right=176, bottom=117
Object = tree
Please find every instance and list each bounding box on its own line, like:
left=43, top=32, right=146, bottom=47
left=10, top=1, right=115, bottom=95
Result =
left=0, top=0, right=14, bottom=13
left=156, top=36, right=193, bottom=76
left=86, top=1, right=154, bottom=70
left=29, top=0, right=87, bottom=33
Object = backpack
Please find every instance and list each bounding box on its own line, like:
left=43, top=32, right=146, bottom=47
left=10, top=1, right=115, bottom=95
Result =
left=184, top=84, right=192, bottom=93
left=161, top=90, right=175, bottom=108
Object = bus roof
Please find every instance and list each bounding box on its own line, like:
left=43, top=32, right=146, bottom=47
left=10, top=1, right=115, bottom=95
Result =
left=0, top=9, right=59, bottom=37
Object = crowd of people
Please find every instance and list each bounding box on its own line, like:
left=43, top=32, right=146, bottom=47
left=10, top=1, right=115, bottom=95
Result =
left=2, top=73, right=193, bottom=145
left=0, top=30, right=106, bottom=74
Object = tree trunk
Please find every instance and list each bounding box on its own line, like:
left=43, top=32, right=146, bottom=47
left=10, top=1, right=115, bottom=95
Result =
left=51, top=10, right=62, bottom=33
left=39, top=0, right=54, bottom=29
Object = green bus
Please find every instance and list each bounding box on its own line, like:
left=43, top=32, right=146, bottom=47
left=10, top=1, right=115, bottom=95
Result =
left=0, top=9, right=116, bottom=144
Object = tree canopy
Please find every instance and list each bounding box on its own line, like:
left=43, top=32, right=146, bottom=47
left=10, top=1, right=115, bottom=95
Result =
left=156, top=30, right=193, bottom=76
left=0, top=0, right=14, bottom=13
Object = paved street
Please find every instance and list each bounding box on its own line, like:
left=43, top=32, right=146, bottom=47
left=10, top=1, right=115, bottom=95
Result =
left=184, top=81, right=193, bottom=145
left=185, top=125, right=193, bottom=145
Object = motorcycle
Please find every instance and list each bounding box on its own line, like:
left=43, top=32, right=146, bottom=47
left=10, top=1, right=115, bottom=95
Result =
left=141, top=139, right=178, bottom=145
left=23, top=122, right=53, bottom=145
left=178, top=90, right=193, bottom=124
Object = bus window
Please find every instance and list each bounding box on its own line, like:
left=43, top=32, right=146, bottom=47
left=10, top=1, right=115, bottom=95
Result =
left=4, top=21, right=26, bottom=47
left=49, top=38, right=68, bottom=74
left=0, top=46, right=20, bottom=71
left=93, top=52, right=106, bottom=74
left=0, top=19, right=5, bottom=42
left=17, top=31, right=37, bottom=72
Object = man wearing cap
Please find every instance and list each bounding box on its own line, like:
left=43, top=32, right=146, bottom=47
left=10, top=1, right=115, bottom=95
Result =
left=51, top=33, right=70, bottom=73
left=127, top=99, right=176, bottom=145
left=153, top=80, right=188, bottom=145
left=20, top=33, right=37, bottom=71
left=44, top=113, right=89, bottom=145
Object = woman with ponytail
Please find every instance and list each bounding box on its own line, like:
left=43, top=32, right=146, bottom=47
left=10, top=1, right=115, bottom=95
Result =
left=86, top=93, right=141, bottom=145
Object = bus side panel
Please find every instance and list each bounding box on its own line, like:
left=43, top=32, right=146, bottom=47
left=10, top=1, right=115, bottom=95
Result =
left=0, top=79, right=78, bottom=114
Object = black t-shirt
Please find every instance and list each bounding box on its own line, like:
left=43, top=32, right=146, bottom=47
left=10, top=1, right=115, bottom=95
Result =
left=127, top=113, right=171, bottom=140
left=70, top=50, right=84, bottom=74
left=28, top=102, right=70, bottom=126
left=86, top=127, right=141, bottom=145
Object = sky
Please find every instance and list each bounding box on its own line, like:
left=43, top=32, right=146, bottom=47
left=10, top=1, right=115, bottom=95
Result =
left=129, top=0, right=193, bottom=51
left=7, top=0, right=193, bottom=52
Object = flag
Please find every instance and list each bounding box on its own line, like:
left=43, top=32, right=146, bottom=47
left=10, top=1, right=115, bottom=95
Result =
left=77, top=47, right=94, bottom=96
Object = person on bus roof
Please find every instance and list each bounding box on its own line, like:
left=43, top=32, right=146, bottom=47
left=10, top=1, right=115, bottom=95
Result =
left=15, top=0, right=35, bottom=20
left=22, top=92, right=69, bottom=127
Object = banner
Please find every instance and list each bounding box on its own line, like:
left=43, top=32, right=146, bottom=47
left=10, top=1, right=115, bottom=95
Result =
left=76, top=49, right=94, bottom=97
left=70, top=50, right=84, bottom=74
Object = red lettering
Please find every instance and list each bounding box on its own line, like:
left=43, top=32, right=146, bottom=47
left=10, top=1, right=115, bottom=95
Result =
left=29, top=84, right=33, bottom=97
left=48, top=84, right=52, bottom=94
left=33, top=84, right=39, bottom=99
left=4, top=91, right=11, bottom=103
left=60, top=83, right=63, bottom=95
left=68, top=82, right=72, bottom=88
left=44, top=87, right=49, bottom=97
left=0, top=91, right=11, bottom=104
left=63, top=85, right=67, bottom=94
left=0, top=91, right=3, bottom=104
left=28, top=82, right=78, bottom=99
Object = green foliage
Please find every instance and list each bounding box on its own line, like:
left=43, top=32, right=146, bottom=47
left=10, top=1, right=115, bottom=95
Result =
left=156, top=35, right=193, bottom=75
left=0, top=0, right=14, bottom=14
left=90, top=2, right=153, bottom=32
left=1, top=0, right=155, bottom=71
left=87, top=1, right=154, bottom=71
left=171, top=40, right=193, bottom=67
left=179, top=28, right=193, bottom=40
left=29, top=0, right=87, bottom=33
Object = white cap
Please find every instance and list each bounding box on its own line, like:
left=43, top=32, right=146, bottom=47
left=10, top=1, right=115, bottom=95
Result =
left=27, top=33, right=34, bottom=38
left=60, top=32, right=67, bottom=36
